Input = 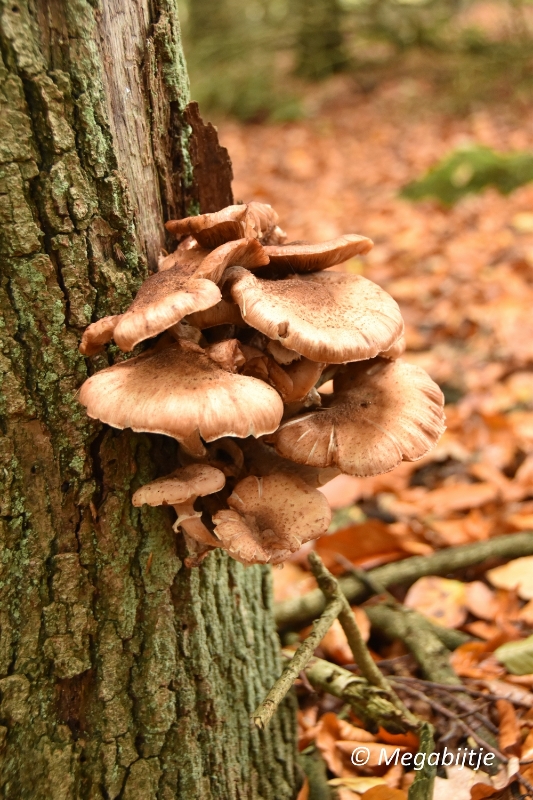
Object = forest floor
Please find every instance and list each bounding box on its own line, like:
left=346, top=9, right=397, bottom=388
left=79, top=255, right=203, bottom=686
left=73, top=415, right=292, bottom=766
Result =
left=218, top=76, right=533, bottom=799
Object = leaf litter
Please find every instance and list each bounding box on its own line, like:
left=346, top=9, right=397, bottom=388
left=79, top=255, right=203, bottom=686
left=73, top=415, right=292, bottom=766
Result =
left=219, top=71, right=533, bottom=800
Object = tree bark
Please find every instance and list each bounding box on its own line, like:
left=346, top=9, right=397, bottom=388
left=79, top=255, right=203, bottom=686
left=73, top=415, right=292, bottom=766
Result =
left=0, top=1, right=299, bottom=798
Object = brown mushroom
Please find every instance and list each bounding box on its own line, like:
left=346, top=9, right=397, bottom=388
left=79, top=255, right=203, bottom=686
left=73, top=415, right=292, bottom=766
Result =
left=227, top=268, right=404, bottom=363
left=186, top=299, right=245, bottom=329
left=205, top=339, right=246, bottom=373
left=112, top=266, right=221, bottom=351
left=193, top=237, right=269, bottom=284
left=241, top=439, right=340, bottom=488
left=380, top=333, right=406, bottom=360
left=158, top=241, right=210, bottom=273
left=261, top=234, right=373, bottom=275
left=133, top=464, right=224, bottom=549
left=165, top=202, right=279, bottom=249
left=212, top=472, right=331, bottom=565
left=79, top=315, right=121, bottom=356
left=78, top=339, right=284, bottom=451
left=271, top=358, right=445, bottom=476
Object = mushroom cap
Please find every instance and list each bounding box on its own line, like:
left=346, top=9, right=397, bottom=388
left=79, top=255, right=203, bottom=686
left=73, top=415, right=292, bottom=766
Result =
left=262, top=234, right=373, bottom=275
left=186, top=299, right=245, bottom=329
left=212, top=472, right=331, bottom=564
left=158, top=242, right=210, bottom=273
left=79, top=315, right=121, bottom=356
left=241, top=439, right=340, bottom=488
left=380, top=333, right=406, bottom=360
left=165, top=203, right=278, bottom=249
left=112, top=266, right=221, bottom=351
left=272, top=359, right=446, bottom=477
left=132, top=464, right=225, bottom=507
left=193, top=238, right=269, bottom=284
left=78, top=339, right=284, bottom=443
left=227, top=268, right=404, bottom=363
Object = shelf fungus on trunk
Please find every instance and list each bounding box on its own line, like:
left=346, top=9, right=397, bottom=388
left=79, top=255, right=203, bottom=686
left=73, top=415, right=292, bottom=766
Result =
left=77, top=201, right=445, bottom=566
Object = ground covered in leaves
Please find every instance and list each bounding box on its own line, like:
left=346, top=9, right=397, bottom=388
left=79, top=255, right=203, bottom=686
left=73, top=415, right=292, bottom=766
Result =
left=218, top=75, right=533, bottom=799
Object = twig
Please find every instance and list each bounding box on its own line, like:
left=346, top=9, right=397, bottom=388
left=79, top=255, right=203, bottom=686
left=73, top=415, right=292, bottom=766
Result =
left=252, top=595, right=343, bottom=729
left=275, top=532, right=533, bottom=630
left=364, top=601, right=463, bottom=686
left=294, top=653, right=417, bottom=734
left=395, top=681, right=507, bottom=765
left=391, top=676, right=533, bottom=707
left=308, top=552, right=419, bottom=727
left=390, top=677, right=498, bottom=735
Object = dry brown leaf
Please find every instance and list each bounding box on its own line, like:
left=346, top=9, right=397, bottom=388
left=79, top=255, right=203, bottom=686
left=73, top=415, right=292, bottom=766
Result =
left=360, top=787, right=407, bottom=800
left=296, top=777, right=309, bottom=800
left=336, top=742, right=410, bottom=767
left=272, top=561, right=317, bottom=603
left=315, top=521, right=405, bottom=574
left=464, top=581, right=500, bottom=621
left=487, top=557, right=533, bottom=600
left=321, top=611, right=371, bottom=664
left=496, top=699, right=521, bottom=756
left=404, top=576, right=467, bottom=628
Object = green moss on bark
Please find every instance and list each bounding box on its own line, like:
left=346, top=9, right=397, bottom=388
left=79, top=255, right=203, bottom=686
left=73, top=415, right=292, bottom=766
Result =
left=0, top=1, right=299, bottom=797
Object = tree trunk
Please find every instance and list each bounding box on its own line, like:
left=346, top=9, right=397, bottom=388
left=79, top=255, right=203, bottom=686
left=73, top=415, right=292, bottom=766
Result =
left=0, top=1, right=299, bottom=798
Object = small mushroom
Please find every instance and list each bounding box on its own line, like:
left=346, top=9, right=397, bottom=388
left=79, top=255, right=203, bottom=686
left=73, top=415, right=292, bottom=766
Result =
left=266, top=340, right=301, bottom=365
left=212, top=472, right=331, bottom=565
left=193, top=238, right=269, bottom=284
left=112, top=266, right=221, bottom=351
left=262, top=234, right=373, bottom=275
left=271, top=359, right=445, bottom=476
left=165, top=203, right=279, bottom=249
left=227, top=268, right=404, bottom=363
left=133, top=463, right=224, bottom=549
left=133, top=464, right=225, bottom=507
left=281, top=358, right=325, bottom=403
left=79, top=315, right=121, bottom=356
left=78, top=339, right=284, bottom=448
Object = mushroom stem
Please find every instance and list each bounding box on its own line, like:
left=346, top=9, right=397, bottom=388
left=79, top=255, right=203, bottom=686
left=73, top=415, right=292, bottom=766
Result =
left=172, top=502, right=220, bottom=547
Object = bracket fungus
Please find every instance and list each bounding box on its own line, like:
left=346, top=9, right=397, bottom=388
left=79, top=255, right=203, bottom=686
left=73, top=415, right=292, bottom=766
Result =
left=78, top=200, right=445, bottom=566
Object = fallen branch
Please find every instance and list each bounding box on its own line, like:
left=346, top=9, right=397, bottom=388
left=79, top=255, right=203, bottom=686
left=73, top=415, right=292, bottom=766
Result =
left=308, top=552, right=419, bottom=727
left=364, top=601, right=462, bottom=686
left=298, top=654, right=416, bottom=734
left=252, top=594, right=344, bottom=729
left=275, top=532, right=533, bottom=630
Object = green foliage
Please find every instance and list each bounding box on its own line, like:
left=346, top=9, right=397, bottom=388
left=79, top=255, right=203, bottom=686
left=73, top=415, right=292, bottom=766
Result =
left=401, top=145, right=533, bottom=206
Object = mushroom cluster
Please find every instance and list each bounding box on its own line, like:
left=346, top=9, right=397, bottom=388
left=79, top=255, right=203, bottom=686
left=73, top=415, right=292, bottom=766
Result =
left=79, top=202, right=445, bottom=566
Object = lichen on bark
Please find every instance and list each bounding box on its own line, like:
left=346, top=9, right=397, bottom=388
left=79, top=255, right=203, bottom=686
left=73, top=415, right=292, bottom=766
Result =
left=0, top=1, right=299, bottom=797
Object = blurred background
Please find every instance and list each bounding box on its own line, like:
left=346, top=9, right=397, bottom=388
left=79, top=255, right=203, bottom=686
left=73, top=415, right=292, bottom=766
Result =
left=178, top=4, right=533, bottom=793
left=177, top=0, right=533, bottom=553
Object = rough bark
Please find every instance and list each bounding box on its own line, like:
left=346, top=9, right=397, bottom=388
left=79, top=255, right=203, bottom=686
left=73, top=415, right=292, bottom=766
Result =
left=0, top=1, right=299, bottom=798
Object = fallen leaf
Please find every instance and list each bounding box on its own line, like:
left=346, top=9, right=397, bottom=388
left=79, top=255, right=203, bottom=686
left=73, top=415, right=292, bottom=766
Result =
left=296, top=777, right=309, bottom=800
left=519, top=599, right=533, bottom=626
left=272, top=561, right=317, bottom=602
left=321, top=610, right=371, bottom=664
left=494, top=635, right=533, bottom=675
left=496, top=699, right=521, bottom=756
left=487, top=557, right=533, bottom=600
left=464, top=581, right=500, bottom=621
left=360, top=786, right=407, bottom=799
left=404, top=576, right=467, bottom=628
left=315, top=520, right=405, bottom=574
left=433, top=766, right=492, bottom=800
